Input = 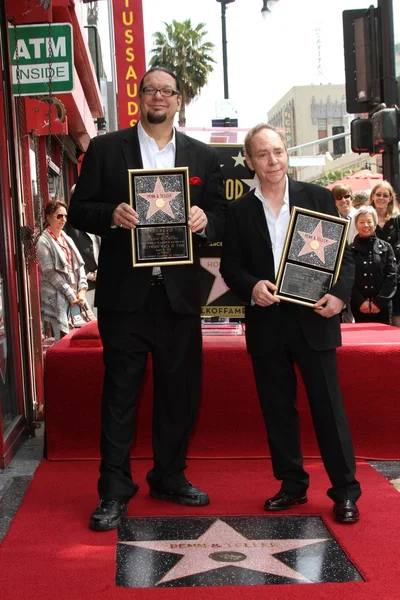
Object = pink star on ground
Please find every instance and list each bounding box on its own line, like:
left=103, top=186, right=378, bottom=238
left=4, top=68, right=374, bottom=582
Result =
left=200, top=258, right=230, bottom=304
left=121, top=519, right=328, bottom=585
left=298, top=221, right=336, bottom=264
left=138, top=177, right=180, bottom=220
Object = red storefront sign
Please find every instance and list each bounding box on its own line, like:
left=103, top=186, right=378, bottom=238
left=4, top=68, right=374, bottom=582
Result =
left=112, top=0, right=146, bottom=130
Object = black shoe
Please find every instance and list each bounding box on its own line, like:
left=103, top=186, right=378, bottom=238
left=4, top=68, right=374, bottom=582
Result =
left=264, top=489, right=308, bottom=511
left=89, top=499, right=127, bottom=531
left=333, top=500, right=359, bottom=523
left=149, top=482, right=210, bottom=506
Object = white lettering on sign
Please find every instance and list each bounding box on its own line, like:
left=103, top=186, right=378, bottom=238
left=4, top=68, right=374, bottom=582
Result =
left=12, top=63, right=69, bottom=83
left=13, top=37, right=67, bottom=60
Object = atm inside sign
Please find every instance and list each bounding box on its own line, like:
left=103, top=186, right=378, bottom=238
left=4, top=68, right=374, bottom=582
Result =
left=9, top=23, right=74, bottom=95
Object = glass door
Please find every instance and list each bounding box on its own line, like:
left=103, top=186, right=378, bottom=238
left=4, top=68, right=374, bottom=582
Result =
left=0, top=4, right=34, bottom=466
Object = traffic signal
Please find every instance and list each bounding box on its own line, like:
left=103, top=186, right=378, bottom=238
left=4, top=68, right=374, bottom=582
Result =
left=350, top=118, right=374, bottom=154
left=371, top=108, right=400, bottom=145
left=351, top=109, right=400, bottom=154
left=343, top=8, right=381, bottom=114
left=332, top=126, right=346, bottom=155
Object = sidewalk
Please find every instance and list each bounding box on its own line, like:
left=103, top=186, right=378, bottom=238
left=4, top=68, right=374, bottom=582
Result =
left=1, top=425, right=400, bottom=544
left=0, top=425, right=44, bottom=542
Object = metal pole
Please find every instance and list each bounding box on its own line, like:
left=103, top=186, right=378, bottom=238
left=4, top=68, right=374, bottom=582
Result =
left=84, top=25, right=100, bottom=85
left=108, top=0, right=119, bottom=131
left=377, top=0, right=399, bottom=194
left=220, top=1, right=229, bottom=99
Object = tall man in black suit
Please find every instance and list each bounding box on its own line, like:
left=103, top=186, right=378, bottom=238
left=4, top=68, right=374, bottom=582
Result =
left=68, top=67, right=227, bottom=531
left=220, top=124, right=361, bottom=523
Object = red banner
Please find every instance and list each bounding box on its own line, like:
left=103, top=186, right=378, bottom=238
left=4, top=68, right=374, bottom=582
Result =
left=112, top=0, right=146, bottom=130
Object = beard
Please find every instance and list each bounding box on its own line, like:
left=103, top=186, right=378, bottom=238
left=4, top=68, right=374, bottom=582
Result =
left=147, top=111, right=167, bottom=124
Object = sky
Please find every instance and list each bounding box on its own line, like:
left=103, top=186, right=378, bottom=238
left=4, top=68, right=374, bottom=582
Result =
left=93, top=0, right=399, bottom=129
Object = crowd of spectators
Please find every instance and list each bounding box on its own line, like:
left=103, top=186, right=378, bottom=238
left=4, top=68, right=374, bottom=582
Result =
left=331, top=180, right=400, bottom=326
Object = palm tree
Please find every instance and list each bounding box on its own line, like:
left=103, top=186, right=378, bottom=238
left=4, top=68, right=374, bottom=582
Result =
left=149, top=19, right=216, bottom=127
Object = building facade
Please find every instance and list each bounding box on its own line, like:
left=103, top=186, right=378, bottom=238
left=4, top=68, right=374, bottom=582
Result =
left=267, top=84, right=378, bottom=182
left=0, top=0, right=104, bottom=466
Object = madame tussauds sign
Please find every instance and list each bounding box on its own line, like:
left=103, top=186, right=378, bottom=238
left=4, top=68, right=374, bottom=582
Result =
left=9, top=23, right=74, bottom=96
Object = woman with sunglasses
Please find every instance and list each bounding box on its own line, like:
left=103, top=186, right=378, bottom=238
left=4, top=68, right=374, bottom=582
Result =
left=331, top=184, right=358, bottom=242
left=38, top=200, right=88, bottom=340
left=369, top=181, right=400, bottom=327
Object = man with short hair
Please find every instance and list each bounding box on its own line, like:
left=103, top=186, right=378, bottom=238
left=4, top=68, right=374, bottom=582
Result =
left=69, top=66, right=227, bottom=531
left=220, top=124, right=361, bottom=523
left=352, top=189, right=371, bottom=210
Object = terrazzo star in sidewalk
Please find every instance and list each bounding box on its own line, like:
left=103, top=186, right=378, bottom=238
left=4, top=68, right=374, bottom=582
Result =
left=121, top=519, right=328, bottom=585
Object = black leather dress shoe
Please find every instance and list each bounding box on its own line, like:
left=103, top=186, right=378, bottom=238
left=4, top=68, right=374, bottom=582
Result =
left=333, top=500, right=359, bottom=523
left=149, top=482, right=210, bottom=506
left=89, top=499, right=127, bottom=531
left=264, top=490, right=308, bottom=511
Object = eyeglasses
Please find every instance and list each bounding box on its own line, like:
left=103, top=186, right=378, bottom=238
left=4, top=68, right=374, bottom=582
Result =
left=374, top=193, right=391, bottom=199
left=55, top=214, right=68, bottom=220
left=140, top=86, right=180, bottom=97
left=335, top=194, right=351, bottom=201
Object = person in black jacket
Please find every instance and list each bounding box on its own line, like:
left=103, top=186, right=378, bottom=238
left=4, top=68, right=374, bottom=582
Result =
left=220, top=123, right=361, bottom=524
left=68, top=66, right=227, bottom=531
left=369, top=181, right=400, bottom=326
left=63, top=197, right=100, bottom=316
left=350, top=206, right=397, bottom=324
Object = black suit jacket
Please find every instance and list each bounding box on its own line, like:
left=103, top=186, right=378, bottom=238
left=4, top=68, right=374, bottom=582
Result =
left=68, top=125, right=226, bottom=314
left=220, top=177, right=355, bottom=354
left=63, top=224, right=98, bottom=290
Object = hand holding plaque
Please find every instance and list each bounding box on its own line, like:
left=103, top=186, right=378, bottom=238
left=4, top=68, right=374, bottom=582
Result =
left=128, top=167, right=193, bottom=267
left=275, top=207, right=349, bottom=307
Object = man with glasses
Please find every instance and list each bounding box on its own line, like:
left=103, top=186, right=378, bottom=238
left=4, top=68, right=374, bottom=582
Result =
left=68, top=66, right=227, bottom=531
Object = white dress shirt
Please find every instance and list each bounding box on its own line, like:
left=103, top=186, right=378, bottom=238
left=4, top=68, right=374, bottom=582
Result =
left=138, top=122, right=176, bottom=276
left=254, top=175, right=290, bottom=278
left=87, top=233, right=100, bottom=266
left=137, top=121, right=176, bottom=170
left=345, top=206, right=358, bottom=243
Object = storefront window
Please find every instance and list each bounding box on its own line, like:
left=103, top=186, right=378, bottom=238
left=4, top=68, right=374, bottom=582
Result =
left=0, top=271, right=18, bottom=433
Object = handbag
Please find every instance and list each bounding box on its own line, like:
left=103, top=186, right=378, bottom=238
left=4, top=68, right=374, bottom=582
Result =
left=68, top=301, right=96, bottom=329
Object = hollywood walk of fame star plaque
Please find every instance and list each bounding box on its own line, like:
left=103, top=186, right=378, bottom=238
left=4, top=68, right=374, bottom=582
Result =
left=275, top=207, right=349, bottom=307
left=128, top=167, right=193, bottom=267
left=116, top=515, right=363, bottom=588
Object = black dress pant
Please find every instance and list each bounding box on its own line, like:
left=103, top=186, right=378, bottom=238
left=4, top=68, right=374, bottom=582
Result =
left=251, top=305, right=361, bottom=503
left=97, top=286, right=202, bottom=502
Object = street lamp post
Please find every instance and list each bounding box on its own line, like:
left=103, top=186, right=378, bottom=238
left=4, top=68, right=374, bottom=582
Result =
left=261, top=0, right=271, bottom=14
left=216, top=1, right=280, bottom=99
left=261, top=1, right=280, bottom=16
left=216, top=0, right=235, bottom=100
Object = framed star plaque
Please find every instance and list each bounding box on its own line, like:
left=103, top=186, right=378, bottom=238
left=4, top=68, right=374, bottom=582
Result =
left=128, top=167, right=193, bottom=267
left=275, top=207, right=349, bottom=307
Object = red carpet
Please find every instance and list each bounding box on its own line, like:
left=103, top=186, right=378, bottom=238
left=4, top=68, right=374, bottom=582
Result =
left=1, top=459, right=400, bottom=598
left=45, top=322, right=400, bottom=460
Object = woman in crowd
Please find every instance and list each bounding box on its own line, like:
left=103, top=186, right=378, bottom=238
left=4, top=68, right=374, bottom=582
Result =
left=350, top=206, right=397, bottom=325
left=331, top=183, right=357, bottom=242
left=369, top=181, right=400, bottom=326
left=38, top=200, right=88, bottom=340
